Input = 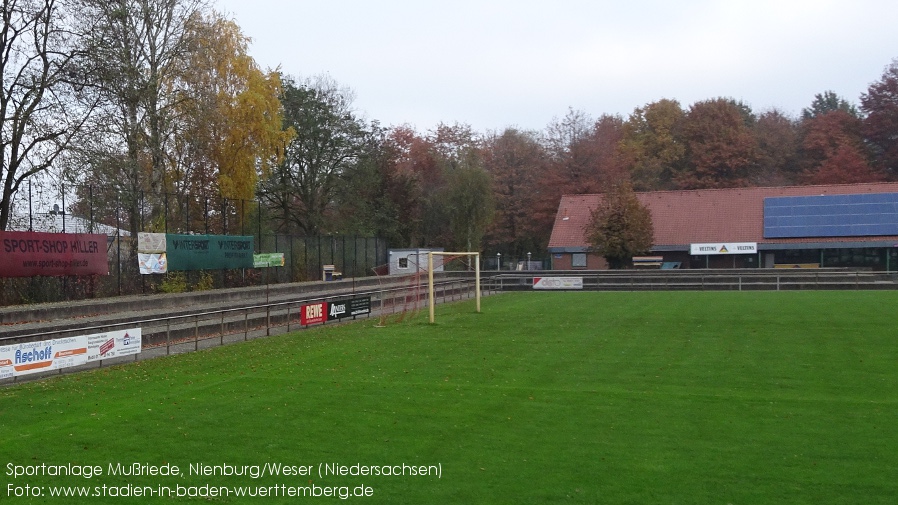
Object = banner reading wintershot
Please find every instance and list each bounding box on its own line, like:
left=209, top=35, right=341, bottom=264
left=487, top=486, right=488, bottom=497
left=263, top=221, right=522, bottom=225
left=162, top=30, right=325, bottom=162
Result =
left=165, top=234, right=254, bottom=271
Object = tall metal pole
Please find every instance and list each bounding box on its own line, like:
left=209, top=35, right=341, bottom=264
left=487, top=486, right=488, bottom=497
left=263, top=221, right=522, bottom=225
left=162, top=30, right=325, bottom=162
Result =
left=475, top=253, right=481, bottom=313
left=89, top=186, right=94, bottom=233
left=28, top=181, right=33, bottom=231
left=428, top=252, right=435, bottom=324
left=116, top=198, right=122, bottom=296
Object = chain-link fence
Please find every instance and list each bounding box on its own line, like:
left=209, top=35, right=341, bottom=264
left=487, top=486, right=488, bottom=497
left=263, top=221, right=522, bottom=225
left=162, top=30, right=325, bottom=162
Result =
left=1, top=183, right=388, bottom=305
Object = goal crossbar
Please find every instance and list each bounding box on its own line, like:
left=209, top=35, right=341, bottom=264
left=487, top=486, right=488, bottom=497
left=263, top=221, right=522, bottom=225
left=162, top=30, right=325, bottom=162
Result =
left=427, top=252, right=480, bottom=324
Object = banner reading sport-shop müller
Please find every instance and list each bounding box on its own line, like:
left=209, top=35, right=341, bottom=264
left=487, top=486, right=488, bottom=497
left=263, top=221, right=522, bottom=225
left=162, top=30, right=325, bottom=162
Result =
left=0, top=231, right=108, bottom=277
left=0, top=328, right=141, bottom=379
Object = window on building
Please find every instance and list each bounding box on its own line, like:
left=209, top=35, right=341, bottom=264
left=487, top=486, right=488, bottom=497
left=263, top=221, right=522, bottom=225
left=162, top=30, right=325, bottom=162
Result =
left=398, top=257, right=409, bottom=269
left=572, top=253, right=587, bottom=268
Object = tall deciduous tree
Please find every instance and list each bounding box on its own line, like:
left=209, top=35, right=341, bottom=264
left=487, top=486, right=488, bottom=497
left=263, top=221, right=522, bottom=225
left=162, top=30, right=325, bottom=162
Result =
left=382, top=125, right=435, bottom=246
left=77, top=0, right=203, bottom=234
left=540, top=110, right=629, bottom=252
left=418, top=122, right=480, bottom=247
left=1, top=0, right=93, bottom=230
left=332, top=125, right=400, bottom=240
left=174, top=11, right=289, bottom=206
left=443, top=148, right=494, bottom=252
left=584, top=181, right=653, bottom=269
left=861, top=59, right=898, bottom=179
left=482, top=128, right=547, bottom=257
left=676, top=98, right=758, bottom=189
left=618, top=99, right=686, bottom=191
left=799, top=110, right=881, bottom=184
left=753, top=109, right=800, bottom=186
left=544, top=108, right=599, bottom=194
left=259, top=75, right=368, bottom=236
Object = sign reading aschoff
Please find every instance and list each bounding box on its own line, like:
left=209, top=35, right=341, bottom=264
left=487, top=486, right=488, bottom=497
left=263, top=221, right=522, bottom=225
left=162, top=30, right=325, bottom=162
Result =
left=690, top=242, right=758, bottom=255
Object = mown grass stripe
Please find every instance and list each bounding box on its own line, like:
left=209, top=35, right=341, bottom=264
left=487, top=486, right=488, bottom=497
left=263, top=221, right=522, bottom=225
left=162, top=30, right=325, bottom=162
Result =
left=1, top=291, right=896, bottom=504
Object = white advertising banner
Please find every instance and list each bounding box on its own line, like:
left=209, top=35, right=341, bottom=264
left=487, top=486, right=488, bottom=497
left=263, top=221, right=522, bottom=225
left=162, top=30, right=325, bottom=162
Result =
left=0, top=328, right=141, bottom=379
left=138, top=232, right=167, bottom=253
left=533, top=277, right=584, bottom=290
left=86, top=328, right=142, bottom=362
left=690, top=242, right=758, bottom=255
left=138, top=253, right=168, bottom=274
left=0, top=337, right=88, bottom=378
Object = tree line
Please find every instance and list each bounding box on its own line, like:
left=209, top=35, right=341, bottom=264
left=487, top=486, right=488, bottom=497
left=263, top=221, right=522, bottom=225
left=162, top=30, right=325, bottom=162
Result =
left=3, top=0, right=898, bottom=262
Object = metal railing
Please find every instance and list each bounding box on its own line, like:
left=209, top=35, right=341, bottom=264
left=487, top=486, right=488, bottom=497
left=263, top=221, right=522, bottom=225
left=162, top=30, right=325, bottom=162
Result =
left=488, top=269, right=898, bottom=291
left=1, top=277, right=486, bottom=386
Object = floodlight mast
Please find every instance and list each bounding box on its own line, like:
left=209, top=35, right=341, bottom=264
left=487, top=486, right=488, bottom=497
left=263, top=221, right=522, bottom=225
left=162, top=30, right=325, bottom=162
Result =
left=428, top=251, right=481, bottom=324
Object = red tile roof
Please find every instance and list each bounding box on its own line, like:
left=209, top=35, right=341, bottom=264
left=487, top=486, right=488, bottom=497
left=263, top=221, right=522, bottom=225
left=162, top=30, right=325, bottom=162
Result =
left=548, top=182, right=898, bottom=249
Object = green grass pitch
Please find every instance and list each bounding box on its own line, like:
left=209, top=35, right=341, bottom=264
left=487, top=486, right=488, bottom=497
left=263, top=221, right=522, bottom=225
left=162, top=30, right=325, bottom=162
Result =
left=1, top=291, right=897, bottom=504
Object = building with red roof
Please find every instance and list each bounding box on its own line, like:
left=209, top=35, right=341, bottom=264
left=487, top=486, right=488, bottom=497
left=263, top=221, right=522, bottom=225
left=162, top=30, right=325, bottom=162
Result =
left=548, top=183, right=898, bottom=270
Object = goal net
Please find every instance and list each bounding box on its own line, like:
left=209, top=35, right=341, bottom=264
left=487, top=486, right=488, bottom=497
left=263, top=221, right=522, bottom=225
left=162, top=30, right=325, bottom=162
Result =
left=371, top=252, right=481, bottom=325
left=426, top=252, right=480, bottom=324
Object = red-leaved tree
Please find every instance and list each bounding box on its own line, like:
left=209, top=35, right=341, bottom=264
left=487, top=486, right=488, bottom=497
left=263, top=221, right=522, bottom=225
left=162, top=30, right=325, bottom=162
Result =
left=861, top=59, right=898, bottom=179
left=800, top=110, right=883, bottom=184
left=675, top=98, right=758, bottom=189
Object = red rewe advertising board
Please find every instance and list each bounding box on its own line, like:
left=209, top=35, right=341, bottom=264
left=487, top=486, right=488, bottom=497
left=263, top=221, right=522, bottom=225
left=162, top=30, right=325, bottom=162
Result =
left=300, top=302, right=328, bottom=326
left=0, top=231, right=109, bottom=277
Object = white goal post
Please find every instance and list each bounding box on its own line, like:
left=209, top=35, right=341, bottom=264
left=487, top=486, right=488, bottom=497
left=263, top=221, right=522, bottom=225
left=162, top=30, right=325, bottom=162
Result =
left=427, top=251, right=480, bottom=324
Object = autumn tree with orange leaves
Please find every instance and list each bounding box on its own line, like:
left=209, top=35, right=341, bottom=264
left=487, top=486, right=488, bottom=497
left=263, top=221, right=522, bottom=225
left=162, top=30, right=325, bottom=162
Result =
left=675, top=98, right=759, bottom=189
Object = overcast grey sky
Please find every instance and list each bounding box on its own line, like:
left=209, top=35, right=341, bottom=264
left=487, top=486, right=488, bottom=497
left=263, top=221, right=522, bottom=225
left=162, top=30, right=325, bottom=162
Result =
left=213, top=0, right=898, bottom=133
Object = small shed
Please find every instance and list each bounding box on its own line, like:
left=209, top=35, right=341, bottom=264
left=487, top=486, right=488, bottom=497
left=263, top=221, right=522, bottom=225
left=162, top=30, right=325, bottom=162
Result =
left=388, top=248, right=444, bottom=275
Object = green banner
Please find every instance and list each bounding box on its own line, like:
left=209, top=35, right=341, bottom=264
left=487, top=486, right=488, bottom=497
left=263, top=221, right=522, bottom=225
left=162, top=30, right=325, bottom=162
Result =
left=253, top=252, right=285, bottom=268
left=166, top=234, right=254, bottom=271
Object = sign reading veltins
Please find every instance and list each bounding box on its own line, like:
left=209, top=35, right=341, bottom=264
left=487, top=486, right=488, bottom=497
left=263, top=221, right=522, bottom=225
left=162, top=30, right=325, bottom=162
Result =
left=689, top=242, right=757, bottom=255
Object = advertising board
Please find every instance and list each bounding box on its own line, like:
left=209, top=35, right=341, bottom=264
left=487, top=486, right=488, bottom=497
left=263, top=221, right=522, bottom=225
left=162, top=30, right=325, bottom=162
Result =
left=300, top=302, right=328, bottom=326
left=0, top=231, right=108, bottom=277
left=301, top=297, right=372, bottom=326
left=533, top=277, right=584, bottom=290
left=166, top=234, right=254, bottom=271
left=327, top=297, right=372, bottom=321
left=689, top=242, right=758, bottom=255
left=0, top=328, right=141, bottom=379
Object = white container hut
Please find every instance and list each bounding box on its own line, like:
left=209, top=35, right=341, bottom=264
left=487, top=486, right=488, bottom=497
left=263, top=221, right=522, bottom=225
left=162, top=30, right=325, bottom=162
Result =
left=387, top=248, right=444, bottom=275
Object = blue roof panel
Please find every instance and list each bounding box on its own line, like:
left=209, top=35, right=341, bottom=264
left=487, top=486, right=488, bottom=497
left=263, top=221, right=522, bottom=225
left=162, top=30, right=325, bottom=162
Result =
left=763, top=193, right=898, bottom=238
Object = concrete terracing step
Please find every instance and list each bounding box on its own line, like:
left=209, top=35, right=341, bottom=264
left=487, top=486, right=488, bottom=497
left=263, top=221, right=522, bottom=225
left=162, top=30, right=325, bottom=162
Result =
left=0, top=273, right=481, bottom=343
left=0, top=277, right=389, bottom=341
